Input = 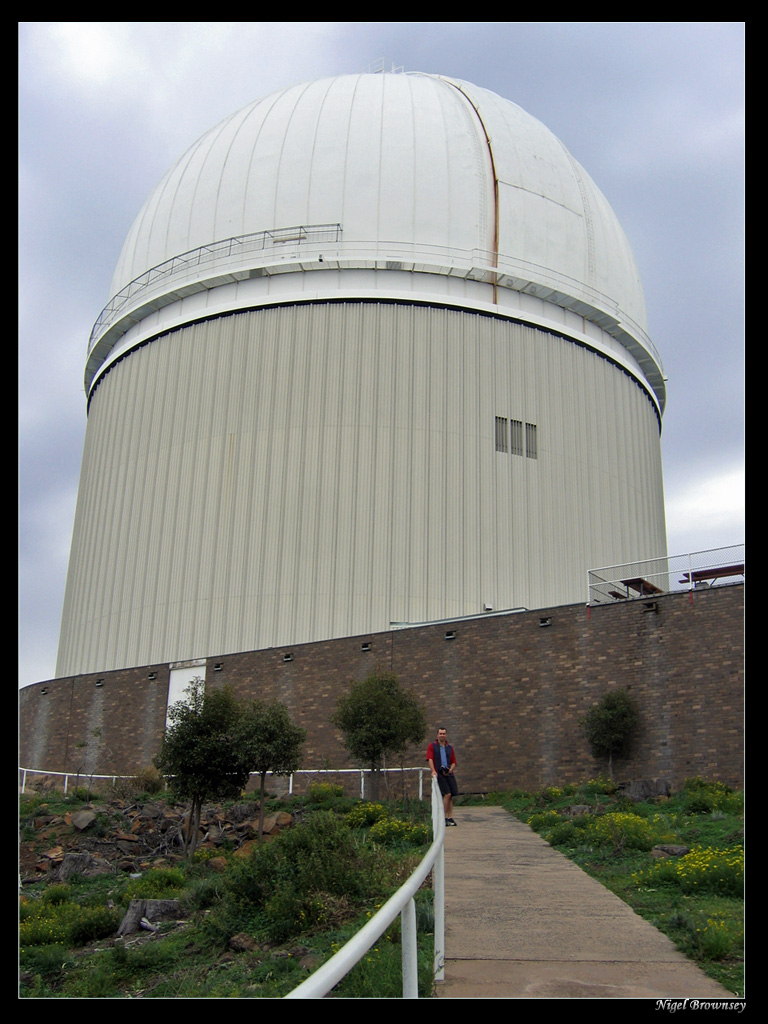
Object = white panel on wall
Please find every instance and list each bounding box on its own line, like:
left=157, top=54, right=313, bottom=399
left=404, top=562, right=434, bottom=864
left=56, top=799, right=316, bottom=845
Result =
left=166, top=662, right=206, bottom=729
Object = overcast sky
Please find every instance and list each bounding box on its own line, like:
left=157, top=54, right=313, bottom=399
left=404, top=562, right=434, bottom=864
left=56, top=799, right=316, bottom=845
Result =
left=19, top=22, right=744, bottom=690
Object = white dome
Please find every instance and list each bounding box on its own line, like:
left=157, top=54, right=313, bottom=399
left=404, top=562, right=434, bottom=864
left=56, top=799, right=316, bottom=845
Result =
left=87, top=72, right=664, bottom=409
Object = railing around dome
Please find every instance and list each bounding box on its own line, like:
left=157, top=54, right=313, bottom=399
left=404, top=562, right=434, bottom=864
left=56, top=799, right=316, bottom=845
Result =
left=587, top=544, right=744, bottom=606
left=87, top=230, right=662, bottom=381
left=88, top=224, right=344, bottom=352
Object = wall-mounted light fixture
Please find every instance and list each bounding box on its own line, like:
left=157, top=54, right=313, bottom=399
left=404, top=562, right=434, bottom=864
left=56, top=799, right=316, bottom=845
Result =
left=642, top=602, right=659, bottom=614
left=148, top=672, right=157, bottom=680
left=361, top=642, right=371, bottom=651
left=95, top=679, right=104, bottom=688
left=445, top=630, right=456, bottom=640
left=214, top=663, right=223, bottom=671
left=539, top=617, right=552, bottom=627
left=484, top=603, right=493, bottom=612
left=283, top=653, right=294, bottom=662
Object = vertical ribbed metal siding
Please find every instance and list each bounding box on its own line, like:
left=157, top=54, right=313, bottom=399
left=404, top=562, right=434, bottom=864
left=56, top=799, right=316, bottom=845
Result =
left=57, top=303, right=666, bottom=676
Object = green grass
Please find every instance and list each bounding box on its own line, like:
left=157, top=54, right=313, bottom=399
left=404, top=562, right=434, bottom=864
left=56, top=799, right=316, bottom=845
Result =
left=19, top=795, right=436, bottom=998
left=20, top=779, right=744, bottom=998
left=475, top=777, right=744, bottom=996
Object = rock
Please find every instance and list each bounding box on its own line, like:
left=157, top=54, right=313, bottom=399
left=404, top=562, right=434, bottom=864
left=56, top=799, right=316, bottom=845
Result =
left=229, top=932, right=257, bottom=952
left=617, top=779, right=671, bottom=802
left=71, top=810, right=97, bottom=831
left=255, top=810, right=294, bottom=836
left=227, top=802, right=260, bottom=823
left=116, top=841, right=141, bottom=855
left=290, top=945, right=321, bottom=970
left=234, top=839, right=260, bottom=858
left=650, top=844, right=690, bottom=859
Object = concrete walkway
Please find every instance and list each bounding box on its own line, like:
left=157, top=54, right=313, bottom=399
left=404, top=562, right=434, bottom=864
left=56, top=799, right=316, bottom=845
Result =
left=435, top=806, right=735, bottom=999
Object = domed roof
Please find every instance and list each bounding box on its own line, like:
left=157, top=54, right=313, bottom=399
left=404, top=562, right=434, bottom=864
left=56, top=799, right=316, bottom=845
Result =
left=88, top=72, right=664, bottom=409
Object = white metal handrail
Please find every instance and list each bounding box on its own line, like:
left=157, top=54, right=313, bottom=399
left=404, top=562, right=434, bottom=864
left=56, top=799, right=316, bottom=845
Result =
left=88, top=223, right=344, bottom=350
left=586, top=544, right=745, bottom=606
left=18, top=765, right=431, bottom=799
left=85, top=234, right=662, bottom=395
left=284, top=777, right=446, bottom=999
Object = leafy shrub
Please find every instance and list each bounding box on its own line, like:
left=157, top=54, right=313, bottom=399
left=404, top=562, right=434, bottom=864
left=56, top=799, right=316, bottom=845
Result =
left=308, top=781, right=344, bottom=802
left=694, top=913, right=744, bottom=961
left=584, top=811, right=674, bottom=852
left=526, top=810, right=561, bottom=832
left=120, top=866, right=187, bottom=905
left=347, top=801, right=389, bottom=828
left=582, top=776, right=617, bottom=796
left=545, top=820, right=581, bottom=847
left=368, top=817, right=429, bottom=848
left=20, top=910, right=71, bottom=947
left=261, top=889, right=355, bottom=941
left=581, top=689, right=638, bottom=776
left=68, top=905, right=123, bottom=944
left=221, top=811, right=378, bottom=941
left=41, top=884, right=70, bottom=906
left=180, top=873, right=227, bottom=912
left=633, top=845, right=744, bottom=897
left=541, top=786, right=564, bottom=803
left=131, top=765, right=164, bottom=795
left=681, top=778, right=744, bottom=815
left=20, top=899, right=121, bottom=948
left=528, top=808, right=675, bottom=853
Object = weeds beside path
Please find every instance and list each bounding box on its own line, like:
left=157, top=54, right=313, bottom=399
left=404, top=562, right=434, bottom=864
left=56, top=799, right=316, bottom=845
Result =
left=19, top=776, right=744, bottom=998
left=19, top=783, right=435, bottom=998
left=477, top=777, right=744, bottom=996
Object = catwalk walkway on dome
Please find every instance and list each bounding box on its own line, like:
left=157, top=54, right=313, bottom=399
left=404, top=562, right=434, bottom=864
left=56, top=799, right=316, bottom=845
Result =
left=435, top=806, right=735, bottom=999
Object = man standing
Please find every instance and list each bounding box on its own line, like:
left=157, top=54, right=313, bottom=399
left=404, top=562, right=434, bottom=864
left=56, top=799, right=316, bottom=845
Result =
left=427, top=727, right=458, bottom=826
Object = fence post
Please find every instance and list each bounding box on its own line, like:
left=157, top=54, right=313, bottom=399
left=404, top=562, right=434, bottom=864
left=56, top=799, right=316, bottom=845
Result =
left=401, top=897, right=418, bottom=997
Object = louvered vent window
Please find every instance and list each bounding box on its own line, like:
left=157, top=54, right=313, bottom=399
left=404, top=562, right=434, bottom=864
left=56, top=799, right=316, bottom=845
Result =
left=495, top=416, right=508, bottom=453
left=510, top=419, right=524, bottom=457
left=495, top=417, right=537, bottom=458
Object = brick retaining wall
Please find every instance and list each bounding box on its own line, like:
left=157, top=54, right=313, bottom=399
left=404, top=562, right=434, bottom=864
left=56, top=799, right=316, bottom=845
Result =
left=20, top=585, right=743, bottom=793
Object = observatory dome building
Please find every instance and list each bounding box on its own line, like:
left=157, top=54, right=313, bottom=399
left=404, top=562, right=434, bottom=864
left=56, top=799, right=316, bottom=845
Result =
left=56, top=70, right=667, bottom=677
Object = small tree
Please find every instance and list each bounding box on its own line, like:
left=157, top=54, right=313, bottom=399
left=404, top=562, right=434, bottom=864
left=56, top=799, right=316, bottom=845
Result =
left=581, top=688, right=638, bottom=781
left=155, top=679, right=253, bottom=855
left=331, top=671, right=426, bottom=800
left=242, top=699, right=306, bottom=840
